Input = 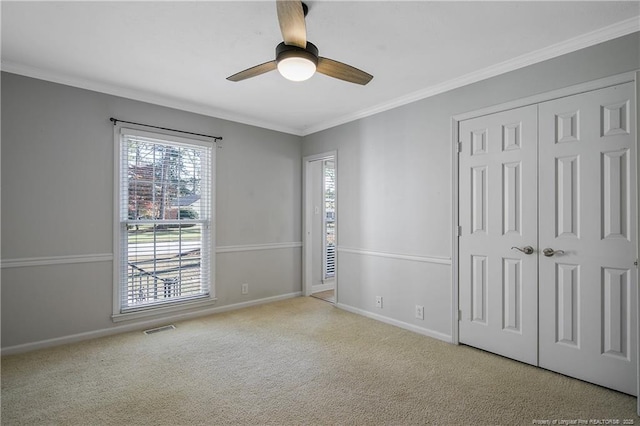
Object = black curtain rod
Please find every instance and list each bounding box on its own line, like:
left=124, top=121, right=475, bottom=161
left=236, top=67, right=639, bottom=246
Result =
left=110, top=117, right=222, bottom=141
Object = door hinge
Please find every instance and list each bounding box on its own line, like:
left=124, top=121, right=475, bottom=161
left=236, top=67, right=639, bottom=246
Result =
left=457, top=226, right=462, bottom=237
left=457, top=142, right=462, bottom=153
left=458, top=309, right=462, bottom=321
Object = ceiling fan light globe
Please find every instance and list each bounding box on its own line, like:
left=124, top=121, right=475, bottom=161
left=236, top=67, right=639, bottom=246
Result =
left=277, top=56, right=316, bottom=82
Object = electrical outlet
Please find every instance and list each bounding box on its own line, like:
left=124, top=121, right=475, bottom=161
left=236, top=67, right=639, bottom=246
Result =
left=375, top=296, right=383, bottom=308
left=415, top=305, right=424, bottom=320
left=241, top=283, right=249, bottom=295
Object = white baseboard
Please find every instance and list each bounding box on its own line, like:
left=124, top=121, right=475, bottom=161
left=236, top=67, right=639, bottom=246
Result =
left=1, top=292, right=302, bottom=356
left=335, top=303, right=452, bottom=343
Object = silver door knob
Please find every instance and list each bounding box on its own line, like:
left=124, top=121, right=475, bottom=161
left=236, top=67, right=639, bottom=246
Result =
left=542, top=248, right=565, bottom=257
left=511, top=246, right=534, bottom=255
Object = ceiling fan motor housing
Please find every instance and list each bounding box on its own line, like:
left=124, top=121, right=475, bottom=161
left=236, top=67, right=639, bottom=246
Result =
left=275, top=41, right=319, bottom=67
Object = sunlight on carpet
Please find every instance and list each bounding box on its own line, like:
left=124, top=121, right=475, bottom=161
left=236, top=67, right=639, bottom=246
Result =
left=311, top=289, right=335, bottom=303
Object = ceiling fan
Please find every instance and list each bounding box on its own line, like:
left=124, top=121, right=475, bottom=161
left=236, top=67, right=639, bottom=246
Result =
left=226, top=0, right=373, bottom=85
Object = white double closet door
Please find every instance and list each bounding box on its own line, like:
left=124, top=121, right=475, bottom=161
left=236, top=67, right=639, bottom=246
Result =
left=458, top=81, right=637, bottom=395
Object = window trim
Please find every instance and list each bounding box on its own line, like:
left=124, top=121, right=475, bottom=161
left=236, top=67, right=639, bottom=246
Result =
left=112, top=124, right=217, bottom=322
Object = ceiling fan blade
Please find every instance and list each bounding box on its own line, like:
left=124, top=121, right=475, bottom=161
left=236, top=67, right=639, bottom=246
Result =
left=276, top=0, right=307, bottom=48
left=316, top=57, right=373, bottom=85
left=226, top=61, right=277, bottom=82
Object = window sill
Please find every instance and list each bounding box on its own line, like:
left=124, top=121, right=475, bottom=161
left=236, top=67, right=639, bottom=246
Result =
left=112, top=296, right=218, bottom=323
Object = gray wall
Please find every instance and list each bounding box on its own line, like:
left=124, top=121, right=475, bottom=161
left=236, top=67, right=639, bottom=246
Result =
left=2, top=32, right=639, bottom=351
left=302, top=33, right=640, bottom=339
left=1, top=73, right=302, bottom=349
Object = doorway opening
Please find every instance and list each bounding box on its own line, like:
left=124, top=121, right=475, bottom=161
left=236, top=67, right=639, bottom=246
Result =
left=303, top=152, right=337, bottom=303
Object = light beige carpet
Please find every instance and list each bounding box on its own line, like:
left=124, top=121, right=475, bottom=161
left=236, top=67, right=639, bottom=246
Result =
left=1, top=297, right=637, bottom=425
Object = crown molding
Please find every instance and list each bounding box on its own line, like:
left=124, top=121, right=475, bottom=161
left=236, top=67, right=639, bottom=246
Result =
left=2, top=17, right=637, bottom=138
left=300, top=17, right=640, bottom=136
left=0, top=61, right=305, bottom=136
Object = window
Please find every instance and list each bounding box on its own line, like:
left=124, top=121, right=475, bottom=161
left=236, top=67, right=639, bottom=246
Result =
left=323, top=159, right=336, bottom=280
left=115, top=127, right=214, bottom=317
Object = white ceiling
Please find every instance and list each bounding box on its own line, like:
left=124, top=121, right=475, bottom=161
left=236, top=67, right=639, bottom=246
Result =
left=2, top=1, right=639, bottom=136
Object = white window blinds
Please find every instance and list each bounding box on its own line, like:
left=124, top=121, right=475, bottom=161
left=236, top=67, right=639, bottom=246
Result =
left=118, top=129, right=213, bottom=312
left=323, top=159, right=336, bottom=279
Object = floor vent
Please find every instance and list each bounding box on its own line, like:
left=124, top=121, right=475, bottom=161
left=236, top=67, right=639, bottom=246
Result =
left=143, top=325, right=176, bottom=335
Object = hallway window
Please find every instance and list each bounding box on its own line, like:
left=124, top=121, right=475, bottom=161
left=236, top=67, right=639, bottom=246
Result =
left=323, top=159, right=336, bottom=279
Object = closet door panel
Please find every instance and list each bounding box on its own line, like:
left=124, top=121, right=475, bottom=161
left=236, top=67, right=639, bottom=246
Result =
left=458, top=105, right=538, bottom=365
left=538, top=82, right=637, bottom=396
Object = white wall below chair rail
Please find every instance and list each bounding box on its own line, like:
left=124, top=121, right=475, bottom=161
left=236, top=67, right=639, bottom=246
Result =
left=336, top=303, right=452, bottom=343
left=1, top=243, right=302, bottom=350
left=1, top=242, right=304, bottom=269
left=336, top=248, right=453, bottom=338
left=1, top=291, right=302, bottom=356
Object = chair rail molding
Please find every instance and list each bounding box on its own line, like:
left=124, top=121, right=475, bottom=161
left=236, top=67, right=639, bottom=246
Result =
left=1, top=242, right=303, bottom=268
left=1, top=253, right=114, bottom=268
left=337, top=246, right=451, bottom=265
